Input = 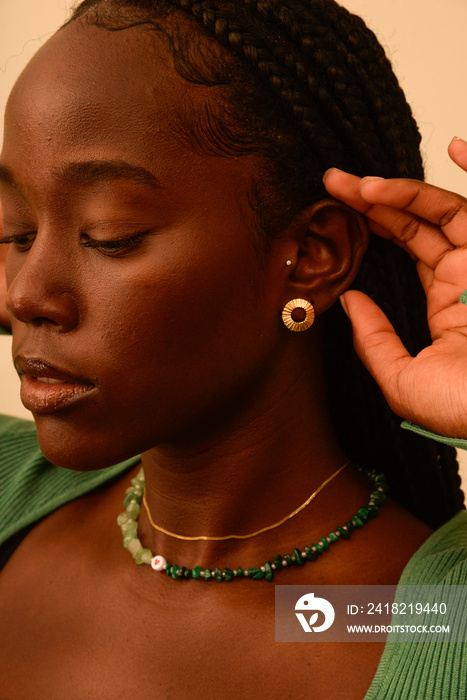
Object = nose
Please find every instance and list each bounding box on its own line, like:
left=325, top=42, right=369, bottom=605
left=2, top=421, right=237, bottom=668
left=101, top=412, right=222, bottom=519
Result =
left=6, top=243, right=80, bottom=333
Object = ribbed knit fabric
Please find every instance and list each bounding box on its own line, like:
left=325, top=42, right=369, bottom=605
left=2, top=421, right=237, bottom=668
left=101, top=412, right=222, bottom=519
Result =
left=0, top=414, right=465, bottom=697
left=364, top=509, right=467, bottom=699
left=0, top=414, right=138, bottom=546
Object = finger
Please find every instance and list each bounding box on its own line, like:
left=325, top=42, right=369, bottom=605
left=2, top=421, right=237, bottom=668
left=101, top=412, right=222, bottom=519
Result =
left=448, top=137, right=467, bottom=172
left=358, top=177, right=467, bottom=247
left=324, top=169, right=453, bottom=266
left=360, top=204, right=452, bottom=268
left=323, top=169, right=370, bottom=213
left=340, top=290, right=411, bottom=412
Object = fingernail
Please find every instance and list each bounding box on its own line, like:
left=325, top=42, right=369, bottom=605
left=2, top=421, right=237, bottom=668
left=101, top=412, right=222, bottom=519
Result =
left=451, top=136, right=467, bottom=144
left=322, top=167, right=343, bottom=182
left=361, top=176, right=384, bottom=184
left=339, top=295, right=349, bottom=317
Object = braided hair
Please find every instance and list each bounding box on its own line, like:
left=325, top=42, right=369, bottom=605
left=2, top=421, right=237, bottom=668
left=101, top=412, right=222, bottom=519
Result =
left=66, top=0, right=464, bottom=527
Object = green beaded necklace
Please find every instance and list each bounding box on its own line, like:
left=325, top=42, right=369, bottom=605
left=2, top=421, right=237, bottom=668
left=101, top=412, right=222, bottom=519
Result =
left=117, top=466, right=388, bottom=582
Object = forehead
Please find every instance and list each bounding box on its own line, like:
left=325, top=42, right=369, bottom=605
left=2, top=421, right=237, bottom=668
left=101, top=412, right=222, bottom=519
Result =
left=2, top=19, right=219, bottom=173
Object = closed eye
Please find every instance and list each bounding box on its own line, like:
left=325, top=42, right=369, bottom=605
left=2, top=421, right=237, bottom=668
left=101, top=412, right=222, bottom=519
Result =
left=80, top=231, right=149, bottom=256
left=0, top=232, right=36, bottom=251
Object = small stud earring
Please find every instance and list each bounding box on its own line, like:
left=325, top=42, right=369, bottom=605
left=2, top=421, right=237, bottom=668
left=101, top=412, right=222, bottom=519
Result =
left=286, top=260, right=292, bottom=266
left=282, top=299, right=315, bottom=332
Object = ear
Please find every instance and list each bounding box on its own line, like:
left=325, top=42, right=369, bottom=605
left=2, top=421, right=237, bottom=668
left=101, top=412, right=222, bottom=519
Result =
left=282, top=199, right=369, bottom=316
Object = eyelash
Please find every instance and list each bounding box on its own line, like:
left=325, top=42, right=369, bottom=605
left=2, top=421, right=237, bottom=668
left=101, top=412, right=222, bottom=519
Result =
left=0, top=231, right=148, bottom=256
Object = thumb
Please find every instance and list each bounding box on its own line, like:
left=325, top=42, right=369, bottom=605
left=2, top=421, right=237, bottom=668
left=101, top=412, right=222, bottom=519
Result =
left=340, top=290, right=412, bottom=411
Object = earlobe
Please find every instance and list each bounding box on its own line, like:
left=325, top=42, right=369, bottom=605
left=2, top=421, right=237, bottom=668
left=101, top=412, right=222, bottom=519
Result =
left=284, top=199, right=369, bottom=315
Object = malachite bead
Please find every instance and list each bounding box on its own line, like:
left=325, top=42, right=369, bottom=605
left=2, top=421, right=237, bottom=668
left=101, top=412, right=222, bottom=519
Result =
left=351, top=515, right=364, bottom=527
left=273, top=555, right=283, bottom=570
left=344, top=520, right=355, bottom=532
left=328, top=531, right=339, bottom=542
left=313, top=542, right=323, bottom=554
left=135, top=548, right=153, bottom=565
left=304, top=545, right=318, bottom=561
left=263, top=561, right=274, bottom=582
left=171, top=565, right=180, bottom=580
left=357, top=507, right=368, bottom=522
left=366, top=505, right=379, bottom=519
left=165, top=563, right=172, bottom=576
left=192, top=566, right=202, bottom=579
left=236, top=567, right=244, bottom=578
left=247, top=568, right=264, bottom=580
left=336, top=526, right=351, bottom=540
left=214, top=567, right=223, bottom=582
left=370, top=491, right=386, bottom=505
left=224, top=568, right=234, bottom=582
left=131, top=477, right=145, bottom=489
left=293, top=548, right=304, bottom=565
left=203, top=569, right=212, bottom=580
left=284, top=553, right=294, bottom=567
left=179, top=566, right=189, bottom=579
left=320, top=536, right=329, bottom=550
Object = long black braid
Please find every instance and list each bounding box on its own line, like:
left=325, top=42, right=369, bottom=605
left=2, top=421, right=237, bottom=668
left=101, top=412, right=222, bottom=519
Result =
left=67, top=0, right=464, bottom=527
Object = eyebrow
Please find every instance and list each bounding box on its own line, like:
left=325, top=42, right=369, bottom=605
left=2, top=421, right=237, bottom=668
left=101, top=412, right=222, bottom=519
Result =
left=0, top=160, right=162, bottom=191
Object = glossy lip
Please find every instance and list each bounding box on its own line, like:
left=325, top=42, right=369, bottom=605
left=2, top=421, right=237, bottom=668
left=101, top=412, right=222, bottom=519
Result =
left=15, top=357, right=97, bottom=415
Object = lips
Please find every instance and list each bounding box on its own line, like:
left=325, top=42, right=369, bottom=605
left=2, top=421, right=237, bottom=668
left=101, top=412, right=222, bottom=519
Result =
left=15, top=357, right=97, bottom=415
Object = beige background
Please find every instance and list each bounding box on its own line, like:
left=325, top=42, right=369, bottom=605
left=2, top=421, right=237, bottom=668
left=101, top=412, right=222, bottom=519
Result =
left=1, top=0, right=466, bottom=491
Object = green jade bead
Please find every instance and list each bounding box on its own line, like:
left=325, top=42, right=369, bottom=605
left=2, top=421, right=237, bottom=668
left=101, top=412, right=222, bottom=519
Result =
left=273, top=555, right=283, bottom=570
left=283, top=554, right=294, bottom=567
left=236, top=567, right=244, bottom=578
left=214, top=567, right=223, bottom=582
left=320, top=536, right=330, bottom=550
left=203, top=569, right=212, bottom=580
left=117, top=512, right=133, bottom=527
left=126, top=501, right=140, bottom=519
left=135, top=548, right=152, bottom=565
left=328, top=531, right=339, bottom=542
left=192, top=566, right=202, bottom=579
left=127, top=538, right=143, bottom=557
left=123, top=492, right=141, bottom=508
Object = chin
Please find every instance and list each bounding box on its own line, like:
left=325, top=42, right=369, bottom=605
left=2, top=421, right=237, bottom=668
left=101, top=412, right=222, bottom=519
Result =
left=34, top=415, right=140, bottom=472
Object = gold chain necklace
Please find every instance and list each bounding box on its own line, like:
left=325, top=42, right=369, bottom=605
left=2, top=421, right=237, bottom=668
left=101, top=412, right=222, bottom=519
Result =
left=141, top=460, right=350, bottom=541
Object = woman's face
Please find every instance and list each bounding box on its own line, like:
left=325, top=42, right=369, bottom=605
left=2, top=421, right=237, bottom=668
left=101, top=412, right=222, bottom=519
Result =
left=0, top=19, right=289, bottom=469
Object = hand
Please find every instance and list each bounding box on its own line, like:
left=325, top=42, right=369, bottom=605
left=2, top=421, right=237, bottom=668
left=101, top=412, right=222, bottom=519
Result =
left=323, top=138, right=467, bottom=439
left=0, top=203, right=11, bottom=330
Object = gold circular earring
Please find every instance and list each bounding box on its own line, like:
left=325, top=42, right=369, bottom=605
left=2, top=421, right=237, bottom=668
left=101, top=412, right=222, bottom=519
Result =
left=281, top=299, right=315, bottom=332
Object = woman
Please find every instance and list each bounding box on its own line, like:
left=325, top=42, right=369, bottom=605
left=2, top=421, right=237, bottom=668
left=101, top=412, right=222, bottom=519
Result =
left=0, top=1, right=465, bottom=697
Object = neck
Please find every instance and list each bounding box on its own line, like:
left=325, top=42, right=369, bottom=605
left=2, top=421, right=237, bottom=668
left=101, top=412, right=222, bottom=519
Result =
left=137, top=343, right=366, bottom=567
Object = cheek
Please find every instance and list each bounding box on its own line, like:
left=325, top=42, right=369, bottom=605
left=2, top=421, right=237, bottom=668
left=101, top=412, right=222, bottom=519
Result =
left=86, top=244, right=273, bottom=426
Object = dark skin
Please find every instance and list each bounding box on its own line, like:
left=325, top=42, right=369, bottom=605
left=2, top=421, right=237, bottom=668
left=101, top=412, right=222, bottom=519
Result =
left=0, top=18, right=431, bottom=700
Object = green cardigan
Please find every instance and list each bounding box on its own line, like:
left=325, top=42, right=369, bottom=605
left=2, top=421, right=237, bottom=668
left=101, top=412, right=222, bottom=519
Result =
left=0, top=415, right=465, bottom=699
